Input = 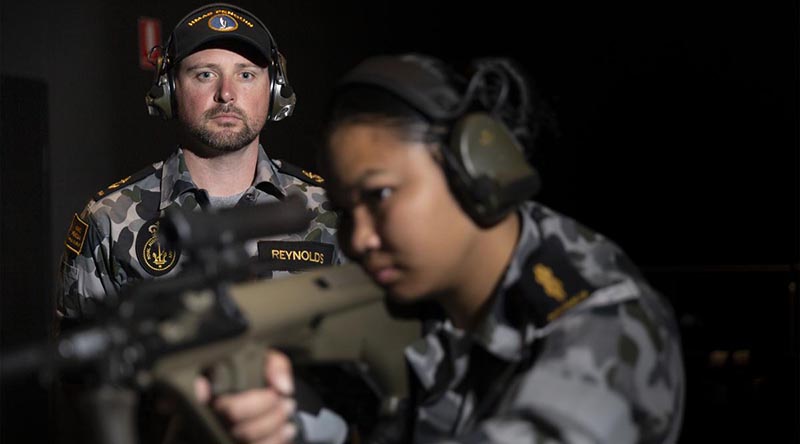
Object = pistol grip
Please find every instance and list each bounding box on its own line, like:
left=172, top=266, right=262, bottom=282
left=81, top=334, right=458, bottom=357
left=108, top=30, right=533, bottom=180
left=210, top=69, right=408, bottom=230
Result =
left=209, top=341, right=266, bottom=395
left=161, top=342, right=267, bottom=444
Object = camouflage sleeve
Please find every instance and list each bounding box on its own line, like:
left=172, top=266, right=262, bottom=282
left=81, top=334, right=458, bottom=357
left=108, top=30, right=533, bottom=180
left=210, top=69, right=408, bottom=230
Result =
left=56, top=203, right=119, bottom=323
left=305, top=187, right=347, bottom=266
left=459, top=294, right=684, bottom=444
left=295, top=408, right=348, bottom=444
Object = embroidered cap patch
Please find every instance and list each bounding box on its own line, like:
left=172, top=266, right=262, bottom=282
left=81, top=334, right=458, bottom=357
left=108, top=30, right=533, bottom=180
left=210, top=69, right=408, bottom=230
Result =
left=208, top=14, right=238, bottom=32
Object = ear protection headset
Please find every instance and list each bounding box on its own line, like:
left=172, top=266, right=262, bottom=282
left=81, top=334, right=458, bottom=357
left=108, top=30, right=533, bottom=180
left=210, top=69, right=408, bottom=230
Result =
left=338, top=54, right=541, bottom=227
left=145, top=3, right=296, bottom=121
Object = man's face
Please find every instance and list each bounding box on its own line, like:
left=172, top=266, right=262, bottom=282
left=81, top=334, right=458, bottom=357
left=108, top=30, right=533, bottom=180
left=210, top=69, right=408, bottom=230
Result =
left=174, top=48, right=271, bottom=154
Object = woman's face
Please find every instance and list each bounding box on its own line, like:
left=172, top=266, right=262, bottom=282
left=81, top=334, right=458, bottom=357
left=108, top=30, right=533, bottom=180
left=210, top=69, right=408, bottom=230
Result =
left=325, top=122, right=480, bottom=303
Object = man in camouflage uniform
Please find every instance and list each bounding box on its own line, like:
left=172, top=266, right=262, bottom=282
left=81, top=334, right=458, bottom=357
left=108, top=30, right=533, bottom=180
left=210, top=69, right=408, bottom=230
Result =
left=56, top=4, right=344, bottom=444
left=58, top=4, right=341, bottom=321
left=399, top=201, right=685, bottom=443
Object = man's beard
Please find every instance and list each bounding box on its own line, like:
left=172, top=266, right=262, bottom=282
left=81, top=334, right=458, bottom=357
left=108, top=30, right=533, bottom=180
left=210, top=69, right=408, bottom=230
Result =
left=184, top=104, right=264, bottom=154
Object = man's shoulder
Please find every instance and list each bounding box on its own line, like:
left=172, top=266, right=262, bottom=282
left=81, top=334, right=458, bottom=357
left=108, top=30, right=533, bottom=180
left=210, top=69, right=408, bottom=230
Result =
left=80, top=161, right=164, bottom=221
left=92, top=162, right=162, bottom=200
left=273, top=159, right=327, bottom=188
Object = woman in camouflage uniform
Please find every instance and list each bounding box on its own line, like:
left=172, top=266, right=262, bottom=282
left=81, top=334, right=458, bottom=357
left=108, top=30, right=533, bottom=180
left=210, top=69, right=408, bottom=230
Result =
left=319, top=54, right=685, bottom=444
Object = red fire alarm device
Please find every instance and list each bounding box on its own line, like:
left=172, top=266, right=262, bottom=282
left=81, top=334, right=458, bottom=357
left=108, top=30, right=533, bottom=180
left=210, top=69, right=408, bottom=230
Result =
left=138, top=17, right=162, bottom=71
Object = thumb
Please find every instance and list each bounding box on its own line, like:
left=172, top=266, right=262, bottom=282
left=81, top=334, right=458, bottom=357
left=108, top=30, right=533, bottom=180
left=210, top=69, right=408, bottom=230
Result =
left=264, top=350, right=294, bottom=396
left=194, top=376, right=213, bottom=404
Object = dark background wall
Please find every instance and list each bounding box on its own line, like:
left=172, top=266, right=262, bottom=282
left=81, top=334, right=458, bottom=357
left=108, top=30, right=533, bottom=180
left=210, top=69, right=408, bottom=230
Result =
left=1, top=1, right=798, bottom=443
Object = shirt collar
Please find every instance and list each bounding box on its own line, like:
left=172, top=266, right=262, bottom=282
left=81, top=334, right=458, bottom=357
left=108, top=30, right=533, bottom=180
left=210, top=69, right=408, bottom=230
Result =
left=159, top=145, right=286, bottom=210
left=471, top=202, right=543, bottom=360
left=252, top=145, right=288, bottom=198
left=407, top=202, right=545, bottom=383
left=159, top=148, right=197, bottom=211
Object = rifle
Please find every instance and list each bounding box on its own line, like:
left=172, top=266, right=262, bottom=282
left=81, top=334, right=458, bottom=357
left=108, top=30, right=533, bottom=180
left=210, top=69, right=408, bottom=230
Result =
left=1, top=195, right=420, bottom=444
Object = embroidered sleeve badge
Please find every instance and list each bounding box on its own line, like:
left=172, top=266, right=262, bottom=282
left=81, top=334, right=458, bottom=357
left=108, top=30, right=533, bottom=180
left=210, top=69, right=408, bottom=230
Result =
left=65, top=213, right=89, bottom=255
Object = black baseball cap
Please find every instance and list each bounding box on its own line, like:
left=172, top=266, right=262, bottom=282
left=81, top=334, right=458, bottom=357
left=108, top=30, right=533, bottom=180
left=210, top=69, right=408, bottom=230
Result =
left=168, top=3, right=273, bottom=66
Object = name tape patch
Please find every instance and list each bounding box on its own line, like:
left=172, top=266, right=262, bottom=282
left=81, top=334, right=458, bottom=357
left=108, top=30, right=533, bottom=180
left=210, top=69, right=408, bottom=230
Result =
left=257, top=240, right=334, bottom=272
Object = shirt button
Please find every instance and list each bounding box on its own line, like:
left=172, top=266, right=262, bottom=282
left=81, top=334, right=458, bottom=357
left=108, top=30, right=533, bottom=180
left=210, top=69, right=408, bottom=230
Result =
left=244, top=193, right=255, bottom=202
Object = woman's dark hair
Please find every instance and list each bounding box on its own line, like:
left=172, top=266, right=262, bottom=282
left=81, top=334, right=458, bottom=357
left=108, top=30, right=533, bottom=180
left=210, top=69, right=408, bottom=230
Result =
left=325, top=84, right=443, bottom=143
left=319, top=54, right=559, bottom=169
left=318, top=84, right=445, bottom=174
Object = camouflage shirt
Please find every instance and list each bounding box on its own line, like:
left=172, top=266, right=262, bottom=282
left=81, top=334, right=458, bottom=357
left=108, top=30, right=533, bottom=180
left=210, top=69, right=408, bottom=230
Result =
left=57, top=146, right=342, bottom=320
left=404, top=201, right=685, bottom=444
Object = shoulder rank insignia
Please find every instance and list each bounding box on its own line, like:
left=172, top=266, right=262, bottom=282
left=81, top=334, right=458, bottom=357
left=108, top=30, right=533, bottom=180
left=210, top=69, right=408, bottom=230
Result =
left=136, top=218, right=181, bottom=276
left=516, top=236, right=599, bottom=326
left=65, top=213, right=89, bottom=255
left=277, top=160, right=326, bottom=186
left=94, top=165, right=157, bottom=200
